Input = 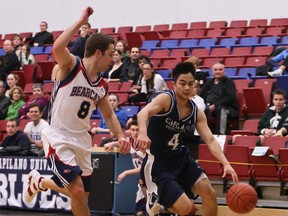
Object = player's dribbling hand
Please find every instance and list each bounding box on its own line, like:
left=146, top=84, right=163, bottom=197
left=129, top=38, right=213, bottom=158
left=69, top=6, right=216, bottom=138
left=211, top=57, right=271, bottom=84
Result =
left=136, top=133, right=151, bottom=153
left=222, top=164, right=239, bottom=183
left=117, top=137, right=130, bottom=154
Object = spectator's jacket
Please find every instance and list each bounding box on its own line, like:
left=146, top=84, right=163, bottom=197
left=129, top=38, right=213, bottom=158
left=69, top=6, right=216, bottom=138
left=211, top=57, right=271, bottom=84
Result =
left=260, top=105, right=288, bottom=135
left=200, top=76, right=239, bottom=117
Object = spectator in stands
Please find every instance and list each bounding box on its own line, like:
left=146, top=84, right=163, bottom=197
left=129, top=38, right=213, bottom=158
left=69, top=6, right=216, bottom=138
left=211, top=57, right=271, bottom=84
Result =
left=18, top=83, right=49, bottom=119
left=267, top=49, right=288, bottom=76
left=186, top=56, right=209, bottom=88
left=128, top=62, right=167, bottom=104
left=104, top=119, right=146, bottom=216
left=101, top=50, right=124, bottom=82
left=12, top=34, right=23, bottom=57
left=24, top=103, right=49, bottom=157
left=1, top=119, right=31, bottom=153
left=25, top=21, right=53, bottom=47
left=91, top=93, right=128, bottom=134
left=0, top=56, right=6, bottom=82
left=199, top=62, right=239, bottom=134
left=259, top=89, right=288, bottom=138
left=5, top=73, right=19, bottom=97
left=121, top=47, right=141, bottom=84
left=18, top=44, right=35, bottom=69
left=115, top=40, right=130, bottom=67
left=2, top=39, right=20, bottom=75
left=70, top=22, right=92, bottom=58
left=6, top=86, right=25, bottom=120
left=0, top=80, right=11, bottom=119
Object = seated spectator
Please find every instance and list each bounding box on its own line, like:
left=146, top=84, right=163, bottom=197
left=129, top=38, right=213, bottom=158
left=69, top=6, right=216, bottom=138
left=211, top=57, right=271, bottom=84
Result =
left=24, top=103, right=49, bottom=157
left=0, top=56, right=6, bottom=82
left=187, top=56, right=209, bottom=88
left=120, top=47, right=141, bottom=84
left=259, top=89, right=288, bottom=138
left=5, top=73, right=19, bottom=97
left=128, top=62, right=167, bottom=104
left=199, top=62, right=239, bottom=134
left=18, top=83, right=49, bottom=119
left=2, top=40, right=20, bottom=75
left=115, top=40, right=130, bottom=68
left=6, top=86, right=25, bottom=120
left=133, top=54, right=150, bottom=86
left=70, top=22, right=92, bottom=58
left=25, top=21, right=53, bottom=47
left=231, top=90, right=288, bottom=145
left=18, top=44, right=35, bottom=69
left=91, top=93, right=128, bottom=134
left=267, top=49, right=288, bottom=76
left=13, top=34, right=23, bottom=57
left=101, top=50, right=124, bottom=82
left=0, top=80, right=11, bottom=119
left=0, top=119, right=32, bottom=156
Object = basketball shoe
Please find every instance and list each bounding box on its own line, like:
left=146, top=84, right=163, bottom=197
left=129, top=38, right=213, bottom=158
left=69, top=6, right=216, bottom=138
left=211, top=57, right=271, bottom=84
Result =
left=24, top=169, right=47, bottom=203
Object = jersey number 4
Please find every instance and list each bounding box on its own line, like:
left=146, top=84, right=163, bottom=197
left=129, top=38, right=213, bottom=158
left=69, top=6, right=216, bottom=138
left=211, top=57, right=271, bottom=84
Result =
left=168, top=133, right=180, bottom=150
left=77, top=101, right=90, bottom=119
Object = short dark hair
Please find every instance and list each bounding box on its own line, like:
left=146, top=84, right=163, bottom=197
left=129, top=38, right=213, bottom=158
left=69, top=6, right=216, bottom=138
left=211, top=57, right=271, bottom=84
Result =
left=138, top=55, right=150, bottom=62
left=172, top=62, right=196, bottom=82
left=84, top=33, right=115, bottom=57
left=272, top=89, right=286, bottom=99
left=7, top=118, right=20, bottom=126
left=131, top=119, right=138, bottom=126
left=29, top=103, right=42, bottom=112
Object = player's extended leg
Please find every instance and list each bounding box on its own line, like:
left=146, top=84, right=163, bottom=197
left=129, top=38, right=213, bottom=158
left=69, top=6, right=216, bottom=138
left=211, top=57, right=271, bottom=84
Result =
left=25, top=170, right=90, bottom=216
left=192, top=178, right=217, bottom=216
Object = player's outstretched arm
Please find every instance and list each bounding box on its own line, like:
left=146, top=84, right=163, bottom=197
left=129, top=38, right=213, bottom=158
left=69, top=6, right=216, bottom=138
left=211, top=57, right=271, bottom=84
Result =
left=53, top=7, right=94, bottom=81
left=196, top=109, right=238, bottom=183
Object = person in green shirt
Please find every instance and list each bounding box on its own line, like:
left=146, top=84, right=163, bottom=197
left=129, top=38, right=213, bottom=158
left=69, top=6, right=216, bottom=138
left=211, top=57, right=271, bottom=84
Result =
left=6, top=86, right=25, bottom=120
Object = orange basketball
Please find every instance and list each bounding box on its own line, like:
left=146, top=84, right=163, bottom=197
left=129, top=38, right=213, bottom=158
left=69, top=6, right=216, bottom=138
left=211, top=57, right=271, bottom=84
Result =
left=226, top=183, right=258, bottom=214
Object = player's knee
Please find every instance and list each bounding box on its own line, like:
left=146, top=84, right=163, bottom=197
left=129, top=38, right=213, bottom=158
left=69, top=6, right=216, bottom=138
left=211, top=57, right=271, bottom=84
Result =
left=203, top=187, right=216, bottom=201
left=69, top=184, right=85, bottom=200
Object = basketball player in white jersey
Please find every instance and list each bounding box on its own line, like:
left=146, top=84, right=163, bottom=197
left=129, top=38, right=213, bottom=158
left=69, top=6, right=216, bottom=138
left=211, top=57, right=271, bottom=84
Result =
left=24, top=7, right=130, bottom=216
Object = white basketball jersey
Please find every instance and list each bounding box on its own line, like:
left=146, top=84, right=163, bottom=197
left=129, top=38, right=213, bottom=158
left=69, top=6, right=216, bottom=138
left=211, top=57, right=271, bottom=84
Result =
left=47, top=58, right=108, bottom=133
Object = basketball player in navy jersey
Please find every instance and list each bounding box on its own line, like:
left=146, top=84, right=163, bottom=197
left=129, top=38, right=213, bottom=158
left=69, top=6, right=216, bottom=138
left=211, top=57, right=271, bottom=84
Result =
left=137, top=62, right=238, bottom=216
left=24, top=7, right=130, bottom=216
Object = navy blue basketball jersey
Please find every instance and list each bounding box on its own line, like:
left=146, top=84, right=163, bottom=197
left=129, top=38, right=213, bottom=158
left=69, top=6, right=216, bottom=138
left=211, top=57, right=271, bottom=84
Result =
left=147, top=90, right=198, bottom=159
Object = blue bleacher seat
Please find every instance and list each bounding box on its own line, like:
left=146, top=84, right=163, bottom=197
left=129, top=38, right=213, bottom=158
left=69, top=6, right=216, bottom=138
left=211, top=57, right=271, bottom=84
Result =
left=198, top=38, right=217, bottom=48
left=91, top=109, right=101, bottom=119
left=44, top=45, right=53, bottom=54
left=140, top=40, right=159, bottom=50
left=30, top=46, right=44, bottom=55
left=156, top=70, right=171, bottom=79
left=158, top=39, right=179, bottom=49
left=224, top=68, right=237, bottom=77
left=238, top=37, right=259, bottom=47
left=258, top=36, right=280, bottom=46
left=238, top=68, right=256, bottom=79
left=178, top=39, right=198, bottom=49
left=219, top=38, right=239, bottom=48
left=121, top=106, right=139, bottom=118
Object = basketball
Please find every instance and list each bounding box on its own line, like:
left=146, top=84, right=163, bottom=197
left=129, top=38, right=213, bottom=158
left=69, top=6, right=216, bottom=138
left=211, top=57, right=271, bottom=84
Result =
left=226, top=183, right=258, bottom=214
